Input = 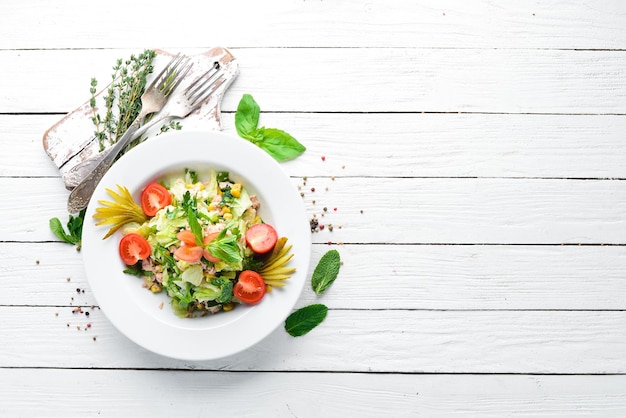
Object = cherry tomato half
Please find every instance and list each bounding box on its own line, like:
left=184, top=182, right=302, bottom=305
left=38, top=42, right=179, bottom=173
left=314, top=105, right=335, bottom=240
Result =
left=234, top=270, right=266, bottom=304
left=176, top=229, right=198, bottom=246
left=202, top=232, right=222, bottom=263
left=141, top=183, right=172, bottom=217
left=119, top=233, right=151, bottom=265
left=174, top=245, right=204, bottom=264
left=245, top=223, right=278, bottom=254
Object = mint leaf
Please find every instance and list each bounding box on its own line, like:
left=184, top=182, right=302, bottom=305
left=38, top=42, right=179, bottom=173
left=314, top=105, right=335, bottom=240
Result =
left=256, top=127, right=307, bottom=162
left=311, top=249, right=341, bottom=295
left=285, top=304, right=328, bottom=337
left=235, top=93, right=260, bottom=139
left=234, top=94, right=306, bottom=161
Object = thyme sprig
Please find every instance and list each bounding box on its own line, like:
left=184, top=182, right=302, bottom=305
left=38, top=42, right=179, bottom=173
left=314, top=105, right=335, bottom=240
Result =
left=89, top=50, right=157, bottom=151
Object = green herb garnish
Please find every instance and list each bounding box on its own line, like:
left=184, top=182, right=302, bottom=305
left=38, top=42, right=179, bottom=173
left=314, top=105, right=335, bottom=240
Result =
left=285, top=304, right=328, bottom=337
left=234, top=94, right=306, bottom=161
left=311, top=249, right=341, bottom=295
left=206, top=228, right=243, bottom=264
left=49, top=209, right=86, bottom=249
left=182, top=191, right=203, bottom=246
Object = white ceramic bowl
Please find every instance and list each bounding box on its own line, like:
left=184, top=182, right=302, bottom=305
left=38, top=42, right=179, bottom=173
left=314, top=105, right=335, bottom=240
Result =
left=81, top=130, right=311, bottom=360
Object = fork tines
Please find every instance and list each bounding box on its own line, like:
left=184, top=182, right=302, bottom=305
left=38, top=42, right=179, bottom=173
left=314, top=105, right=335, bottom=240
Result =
left=185, top=61, right=223, bottom=107
left=156, top=54, right=194, bottom=94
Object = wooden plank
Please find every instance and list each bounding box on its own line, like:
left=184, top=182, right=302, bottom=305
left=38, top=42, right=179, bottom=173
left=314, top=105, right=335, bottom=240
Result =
left=3, top=177, right=625, bottom=244
left=5, top=113, right=626, bottom=179
left=1, top=0, right=624, bottom=50
left=0, top=307, right=624, bottom=373
left=2, top=48, right=626, bottom=114
left=4, top=243, right=626, bottom=311
left=1, top=369, right=626, bottom=417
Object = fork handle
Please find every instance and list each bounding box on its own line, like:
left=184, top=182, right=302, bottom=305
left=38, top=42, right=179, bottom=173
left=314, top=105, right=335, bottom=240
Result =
left=66, top=112, right=146, bottom=213
left=65, top=110, right=169, bottom=188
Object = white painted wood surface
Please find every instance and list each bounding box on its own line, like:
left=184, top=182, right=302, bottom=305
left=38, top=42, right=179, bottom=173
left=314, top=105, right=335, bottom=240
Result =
left=1, top=1, right=625, bottom=416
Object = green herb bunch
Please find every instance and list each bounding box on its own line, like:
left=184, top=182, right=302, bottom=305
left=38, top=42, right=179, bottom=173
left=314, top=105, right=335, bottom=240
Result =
left=89, top=49, right=157, bottom=151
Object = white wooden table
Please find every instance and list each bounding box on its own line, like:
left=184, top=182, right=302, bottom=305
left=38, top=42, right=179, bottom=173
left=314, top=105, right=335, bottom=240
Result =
left=1, top=1, right=626, bottom=416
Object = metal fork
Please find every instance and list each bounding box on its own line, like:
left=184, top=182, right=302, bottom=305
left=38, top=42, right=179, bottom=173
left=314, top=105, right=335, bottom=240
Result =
left=67, top=61, right=223, bottom=213
left=66, top=54, right=194, bottom=213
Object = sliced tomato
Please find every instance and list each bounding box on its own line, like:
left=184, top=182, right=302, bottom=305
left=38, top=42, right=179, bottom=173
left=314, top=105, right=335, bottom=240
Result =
left=245, top=223, right=278, bottom=254
left=176, top=229, right=198, bottom=246
left=119, top=233, right=151, bottom=265
left=202, top=232, right=222, bottom=263
left=234, top=270, right=266, bottom=304
left=174, top=245, right=204, bottom=264
left=141, top=183, right=172, bottom=216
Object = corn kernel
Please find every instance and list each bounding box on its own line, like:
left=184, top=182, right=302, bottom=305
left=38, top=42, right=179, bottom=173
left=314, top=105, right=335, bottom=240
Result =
left=223, top=213, right=233, bottom=221
left=222, top=303, right=234, bottom=312
left=149, top=284, right=162, bottom=293
left=231, top=184, right=242, bottom=198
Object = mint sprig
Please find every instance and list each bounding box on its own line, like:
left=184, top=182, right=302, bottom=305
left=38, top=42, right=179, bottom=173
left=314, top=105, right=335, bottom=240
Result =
left=285, top=250, right=341, bottom=337
left=234, top=94, right=306, bottom=161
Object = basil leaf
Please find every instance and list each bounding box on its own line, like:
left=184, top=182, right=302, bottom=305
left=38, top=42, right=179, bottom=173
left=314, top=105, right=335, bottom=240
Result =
left=311, top=249, right=341, bottom=295
left=234, top=94, right=306, bottom=162
left=207, top=233, right=242, bottom=264
left=285, top=304, right=328, bottom=337
left=187, top=208, right=203, bottom=246
left=235, top=93, right=260, bottom=139
left=256, top=127, right=306, bottom=161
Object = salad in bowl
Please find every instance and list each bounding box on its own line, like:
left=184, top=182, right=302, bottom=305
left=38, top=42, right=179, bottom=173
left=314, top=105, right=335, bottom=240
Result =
left=97, top=168, right=295, bottom=317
